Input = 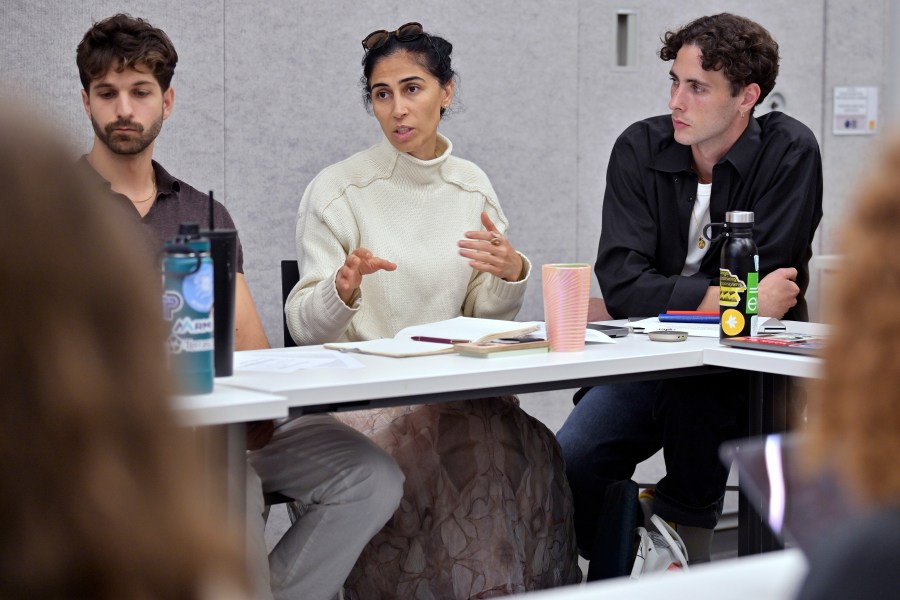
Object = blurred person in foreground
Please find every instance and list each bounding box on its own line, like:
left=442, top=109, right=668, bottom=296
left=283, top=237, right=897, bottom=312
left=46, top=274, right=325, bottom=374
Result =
left=76, top=15, right=403, bottom=600
left=0, top=102, right=250, bottom=600
left=797, top=133, right=900, bottom=599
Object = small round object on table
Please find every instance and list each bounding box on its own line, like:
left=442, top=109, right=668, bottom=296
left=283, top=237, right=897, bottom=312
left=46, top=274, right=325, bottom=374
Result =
left=648, top=330, right=688, bottom=342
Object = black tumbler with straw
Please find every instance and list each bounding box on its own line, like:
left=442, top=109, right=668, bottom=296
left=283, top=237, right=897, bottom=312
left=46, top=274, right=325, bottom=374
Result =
left=202, top=191, right=238, bottom=377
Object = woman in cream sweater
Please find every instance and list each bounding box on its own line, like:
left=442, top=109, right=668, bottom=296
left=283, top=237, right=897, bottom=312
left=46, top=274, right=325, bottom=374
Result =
left=285, top=22, right=580, bottom=600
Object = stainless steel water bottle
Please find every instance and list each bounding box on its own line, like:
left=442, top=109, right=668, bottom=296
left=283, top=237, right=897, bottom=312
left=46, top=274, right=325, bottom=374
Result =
left=719, top=211, right=759, bottom=339
left=162, top=223, right=215, bottom=394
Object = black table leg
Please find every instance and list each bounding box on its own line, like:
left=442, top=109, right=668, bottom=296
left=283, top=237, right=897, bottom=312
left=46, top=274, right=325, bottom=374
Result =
left=738, top=372, right=788, bottom=556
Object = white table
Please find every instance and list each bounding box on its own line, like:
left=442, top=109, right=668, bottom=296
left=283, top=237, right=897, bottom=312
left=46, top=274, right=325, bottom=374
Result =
left=223, top=333, right=725, bottom=415
left=506, top=548, right=807, bottom=600
left=173, top=383, right=288, bottom=426
left=223, top=322, right=824, bottom=555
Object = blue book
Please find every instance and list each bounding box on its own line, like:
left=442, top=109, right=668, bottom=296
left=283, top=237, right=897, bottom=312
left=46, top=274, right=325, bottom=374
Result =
left=657, top=313, right=720, bottom=324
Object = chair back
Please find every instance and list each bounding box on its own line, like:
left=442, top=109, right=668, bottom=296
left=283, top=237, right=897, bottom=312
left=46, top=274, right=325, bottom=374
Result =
left=281, top=259, right=300, bottom=348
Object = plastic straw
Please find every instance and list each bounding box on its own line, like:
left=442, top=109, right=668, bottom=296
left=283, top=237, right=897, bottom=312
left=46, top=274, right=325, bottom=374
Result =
left=208, top=190, right=215, bottom=230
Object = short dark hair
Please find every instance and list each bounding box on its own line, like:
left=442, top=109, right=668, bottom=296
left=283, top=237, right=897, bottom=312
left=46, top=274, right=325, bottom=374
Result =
left=659, top=13, right=779, bottom=106
left=361, top=26, right=455, bottom=117
left=76, top=13, right=178, bottom=92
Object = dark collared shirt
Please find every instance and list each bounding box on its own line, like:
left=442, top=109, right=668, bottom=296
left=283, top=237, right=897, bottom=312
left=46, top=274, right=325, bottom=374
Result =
left=80, top=158, right=244, bottom=272
left=596, top=112, right=823, bottom=320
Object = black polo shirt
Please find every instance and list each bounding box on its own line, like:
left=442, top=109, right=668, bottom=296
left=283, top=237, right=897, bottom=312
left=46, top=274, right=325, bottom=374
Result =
left=80, top=158, right=244, bottom=273
left=596, top=112, right=823, bottom=320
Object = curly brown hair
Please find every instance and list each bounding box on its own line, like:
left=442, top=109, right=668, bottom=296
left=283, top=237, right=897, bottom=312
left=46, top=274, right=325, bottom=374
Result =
left=659, top=13, right=779, bottom=106
left=806, top=133, right=900, bottom=507
left=76, top=13, right=178, bottom=92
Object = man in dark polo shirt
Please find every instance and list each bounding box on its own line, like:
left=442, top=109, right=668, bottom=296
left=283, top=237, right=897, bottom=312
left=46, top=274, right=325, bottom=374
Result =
left=75, top=25, right=267, bottom=352
left=76, top=14, right=403, bottom=600
left=557, top=13, right=823, bottom=568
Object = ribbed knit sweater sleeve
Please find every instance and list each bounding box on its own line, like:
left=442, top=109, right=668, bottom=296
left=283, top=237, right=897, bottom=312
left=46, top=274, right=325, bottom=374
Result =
left=284, top=136, right=530, bottom=346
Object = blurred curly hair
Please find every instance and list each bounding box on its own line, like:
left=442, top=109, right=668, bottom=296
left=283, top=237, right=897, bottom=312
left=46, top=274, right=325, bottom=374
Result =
left=806, top=132, right=900, bottom=507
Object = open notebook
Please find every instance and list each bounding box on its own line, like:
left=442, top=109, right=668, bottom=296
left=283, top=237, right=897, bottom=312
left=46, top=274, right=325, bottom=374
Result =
left=324, top=317, right=539, bottom=358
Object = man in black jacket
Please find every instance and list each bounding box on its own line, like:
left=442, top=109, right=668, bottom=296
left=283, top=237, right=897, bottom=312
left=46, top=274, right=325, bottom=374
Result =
left=558, top=13, right=822, bottom=565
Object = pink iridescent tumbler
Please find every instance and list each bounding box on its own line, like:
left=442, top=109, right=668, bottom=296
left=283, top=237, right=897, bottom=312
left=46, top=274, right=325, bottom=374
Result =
left=542, top=263, right=591, bottom=351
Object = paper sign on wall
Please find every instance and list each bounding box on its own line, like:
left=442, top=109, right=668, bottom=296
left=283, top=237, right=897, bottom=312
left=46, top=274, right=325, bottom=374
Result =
left=833, top=86, right=878, bottom=135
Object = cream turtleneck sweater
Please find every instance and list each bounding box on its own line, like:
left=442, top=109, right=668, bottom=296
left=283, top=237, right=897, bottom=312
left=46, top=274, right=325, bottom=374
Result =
left=285, top=134, right=531, bottom=345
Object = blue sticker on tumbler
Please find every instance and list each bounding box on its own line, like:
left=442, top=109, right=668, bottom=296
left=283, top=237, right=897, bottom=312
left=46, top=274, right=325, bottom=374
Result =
left=183, top=262, right=214, bottom=313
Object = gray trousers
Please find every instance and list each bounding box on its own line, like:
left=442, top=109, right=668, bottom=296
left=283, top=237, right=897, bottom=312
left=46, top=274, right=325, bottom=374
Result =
left=246, top=414, right=404, bottom=600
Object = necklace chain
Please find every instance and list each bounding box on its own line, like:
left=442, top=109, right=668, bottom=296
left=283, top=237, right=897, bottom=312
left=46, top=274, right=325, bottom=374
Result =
left=690, top=198, right=708, bottom=250
left=689, top=158, right=710, bottom=249
left=132, top=177, right=157, bottom=204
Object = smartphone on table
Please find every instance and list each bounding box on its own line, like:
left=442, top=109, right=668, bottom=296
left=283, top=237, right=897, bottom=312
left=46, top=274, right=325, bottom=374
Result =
left=586, top=323, right=630, bottom=338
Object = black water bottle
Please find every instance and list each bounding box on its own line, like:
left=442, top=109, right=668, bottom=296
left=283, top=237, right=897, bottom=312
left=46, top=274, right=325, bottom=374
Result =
left=719, top=211, right=759, bottom=339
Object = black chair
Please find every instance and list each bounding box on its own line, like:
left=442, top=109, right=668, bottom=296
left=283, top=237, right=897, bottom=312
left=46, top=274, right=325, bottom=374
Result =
left=261, top=260, right=301, bottom=508
left=264, top=491, right=294, bottom=505
left=281, top=259, right=300, bottom=348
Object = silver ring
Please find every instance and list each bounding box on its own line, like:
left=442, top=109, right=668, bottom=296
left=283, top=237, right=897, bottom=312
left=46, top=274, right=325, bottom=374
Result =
left=490, top=232, right=503, bottom=246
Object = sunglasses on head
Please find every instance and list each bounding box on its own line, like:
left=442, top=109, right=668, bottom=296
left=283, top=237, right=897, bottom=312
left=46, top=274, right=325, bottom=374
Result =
left=362, top=22, right=425, bottom=51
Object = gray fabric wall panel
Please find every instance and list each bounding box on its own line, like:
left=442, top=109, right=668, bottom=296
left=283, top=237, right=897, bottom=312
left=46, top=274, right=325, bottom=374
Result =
left=821, top=1, right=889, bottom=252
left=0, top=1, right=891, bottom=346
left=0, top=1, right=225, bottom=193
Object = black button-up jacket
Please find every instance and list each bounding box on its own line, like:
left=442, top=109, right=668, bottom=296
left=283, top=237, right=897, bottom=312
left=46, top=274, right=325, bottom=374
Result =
left=596, top=112, right=823, bottom=321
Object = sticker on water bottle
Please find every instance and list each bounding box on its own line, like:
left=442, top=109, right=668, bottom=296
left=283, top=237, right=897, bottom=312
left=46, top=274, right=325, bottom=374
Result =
left=721, top=309, right=745, bottom=337
left=183, top=262, right=214, bottom=313
left=746, top=272, right=759, bottom=315
left=162, top=290, right=183, bottom=321
left=719, top=268, right=746, bottom=307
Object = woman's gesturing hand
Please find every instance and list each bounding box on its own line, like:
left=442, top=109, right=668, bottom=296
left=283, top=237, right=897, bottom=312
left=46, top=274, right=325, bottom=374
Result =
left=458, top=211, right=525, bottom=282
left=337, top=247, right=397, bottom=305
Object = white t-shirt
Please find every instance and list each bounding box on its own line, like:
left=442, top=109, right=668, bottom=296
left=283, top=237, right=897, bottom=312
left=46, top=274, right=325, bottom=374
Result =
left=680, top=182, right=712, bottom=276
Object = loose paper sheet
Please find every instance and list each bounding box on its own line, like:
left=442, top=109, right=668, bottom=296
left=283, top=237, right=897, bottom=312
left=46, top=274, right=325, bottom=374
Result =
left=234, top=350, right=364, bottom=372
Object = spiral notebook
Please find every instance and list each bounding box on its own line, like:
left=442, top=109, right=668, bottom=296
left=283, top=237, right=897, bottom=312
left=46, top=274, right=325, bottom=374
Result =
left=720, top=332, right=827, bottom=357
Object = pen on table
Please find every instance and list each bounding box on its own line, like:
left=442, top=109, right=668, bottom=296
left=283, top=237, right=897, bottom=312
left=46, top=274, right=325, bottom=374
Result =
left=665, top=310, right=719, bottom=316
left=657, top=313, right=720, bottom=324
left=410, top=336, right=469, bottom=344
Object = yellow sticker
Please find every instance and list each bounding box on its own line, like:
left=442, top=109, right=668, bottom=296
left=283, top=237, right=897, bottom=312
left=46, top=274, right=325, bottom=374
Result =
left=719, top=268, right=747, bottom=307
left=721, top=309, right=745, bottom=336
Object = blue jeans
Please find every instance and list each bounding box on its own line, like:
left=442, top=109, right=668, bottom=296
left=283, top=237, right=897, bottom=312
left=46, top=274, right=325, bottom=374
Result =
left=556, top=373, right=742, bottom=558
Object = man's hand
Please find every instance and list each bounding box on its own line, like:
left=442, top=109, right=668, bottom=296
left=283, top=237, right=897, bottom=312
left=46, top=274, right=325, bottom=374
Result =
left=757, top=267, right=799, bottom=318
left=246, top=420, right=275, bottom=451
left=336, top=247, right=397, bottom=305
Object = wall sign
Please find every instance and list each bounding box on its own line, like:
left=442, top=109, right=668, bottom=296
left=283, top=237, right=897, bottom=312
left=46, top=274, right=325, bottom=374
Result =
left=833, top=86, right=878, bottom=135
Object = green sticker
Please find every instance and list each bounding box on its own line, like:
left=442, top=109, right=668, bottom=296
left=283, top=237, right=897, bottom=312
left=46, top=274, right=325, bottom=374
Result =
left=746, top=272, right=759, bottom=315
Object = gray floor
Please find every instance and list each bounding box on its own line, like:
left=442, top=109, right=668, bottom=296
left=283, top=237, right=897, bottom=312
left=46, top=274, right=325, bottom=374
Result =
left=263, top=387, right=740, bottom=565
